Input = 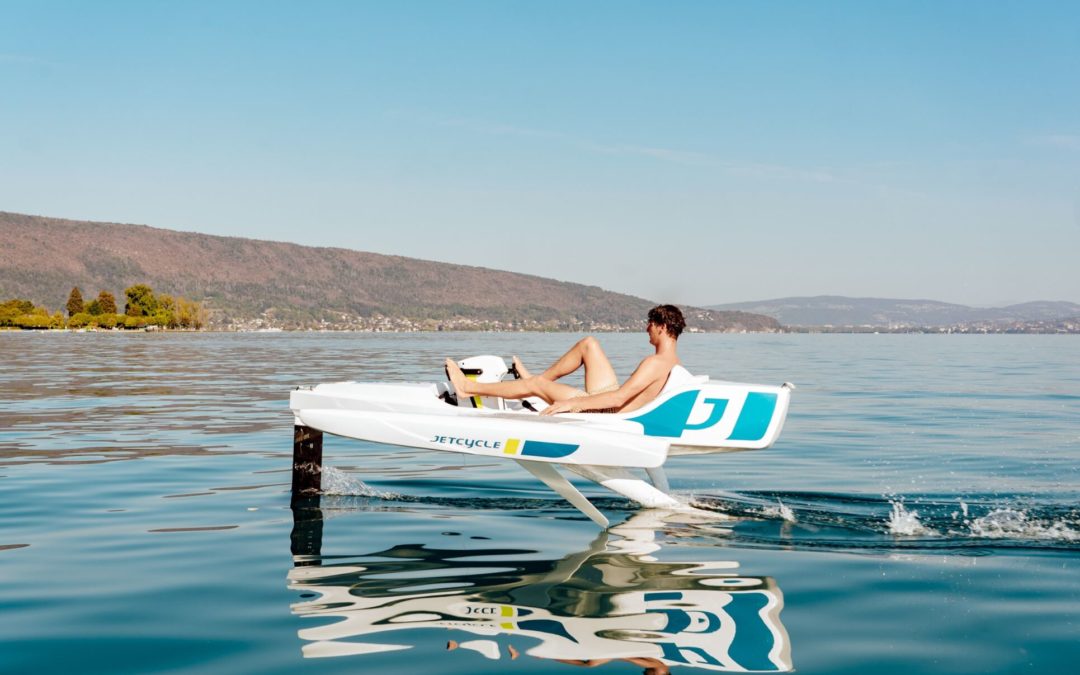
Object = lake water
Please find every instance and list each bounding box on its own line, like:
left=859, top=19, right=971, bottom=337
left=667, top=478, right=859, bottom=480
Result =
left=1, top=332, right=1077, bottom=674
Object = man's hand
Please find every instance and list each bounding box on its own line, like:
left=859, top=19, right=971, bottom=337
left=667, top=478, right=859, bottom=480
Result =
left=540, top=400, right=576, bottom=416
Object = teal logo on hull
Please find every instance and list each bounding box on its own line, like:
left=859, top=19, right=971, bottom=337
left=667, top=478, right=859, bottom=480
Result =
left=627, top=390, right=777, bottom=441
left=727, top=392, right=778, bottom=441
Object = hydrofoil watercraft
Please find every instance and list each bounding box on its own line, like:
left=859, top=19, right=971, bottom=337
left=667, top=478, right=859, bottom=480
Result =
left=290, top=355, right=794, bottom=527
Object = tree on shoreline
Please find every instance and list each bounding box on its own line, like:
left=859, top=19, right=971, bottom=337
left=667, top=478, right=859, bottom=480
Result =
left=124, top=284, right=159, bottom=317
left=1, top=299, right=64, bottom=329
left=66, top=287, right=84, bottom=317
left=97, top=290, right=118, bottom=315
left=2, top=284, right=204, bottom=330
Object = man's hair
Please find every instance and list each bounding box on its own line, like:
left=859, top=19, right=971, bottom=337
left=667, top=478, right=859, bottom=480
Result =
left=648, top=304, right=685, bottom=339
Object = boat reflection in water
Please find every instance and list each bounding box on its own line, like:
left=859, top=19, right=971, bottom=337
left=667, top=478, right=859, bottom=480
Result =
left=288, top=505, right=792, bottom=672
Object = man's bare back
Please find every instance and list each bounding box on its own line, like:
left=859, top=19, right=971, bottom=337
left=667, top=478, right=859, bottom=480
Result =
left=611, top=353, right=680, bottom=413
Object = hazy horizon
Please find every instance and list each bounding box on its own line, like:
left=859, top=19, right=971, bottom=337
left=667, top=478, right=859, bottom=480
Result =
left=2, top=2, right=1078, bottom=306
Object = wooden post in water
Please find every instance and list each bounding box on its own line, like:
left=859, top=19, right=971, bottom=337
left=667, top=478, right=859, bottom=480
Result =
left=292, top=425, right=323, bottom=499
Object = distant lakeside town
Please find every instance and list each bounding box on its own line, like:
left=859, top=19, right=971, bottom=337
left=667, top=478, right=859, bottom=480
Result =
left=221, top=312, right=1080, bottom=334
left=786, top=320, right=1080, bottom=335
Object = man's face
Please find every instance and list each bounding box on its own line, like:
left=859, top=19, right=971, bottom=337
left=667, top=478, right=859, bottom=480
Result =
left=647, top=320, right=660, bottom=344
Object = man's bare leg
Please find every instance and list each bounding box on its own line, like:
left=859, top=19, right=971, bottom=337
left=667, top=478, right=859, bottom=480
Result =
left=539, top=336, right=618, bottom=394
left=447, top=359, right=580, bottom=404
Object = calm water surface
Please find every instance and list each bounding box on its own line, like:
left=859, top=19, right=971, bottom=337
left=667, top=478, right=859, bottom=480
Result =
left=1, top=332, right=1078, bottom=674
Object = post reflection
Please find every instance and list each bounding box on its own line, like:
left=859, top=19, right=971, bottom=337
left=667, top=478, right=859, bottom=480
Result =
left=288, top=502, right=792, bottom=672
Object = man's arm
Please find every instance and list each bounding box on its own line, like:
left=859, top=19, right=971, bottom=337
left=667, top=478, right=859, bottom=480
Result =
left=540, top=356, right=667, bottom=416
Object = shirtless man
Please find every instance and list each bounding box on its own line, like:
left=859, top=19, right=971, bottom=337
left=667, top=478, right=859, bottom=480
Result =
left=445, top=305, right=685, bottom=416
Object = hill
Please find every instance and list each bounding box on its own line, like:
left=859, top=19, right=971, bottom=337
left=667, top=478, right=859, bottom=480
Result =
left=707, top=296, right=1080, bottom=328
left=0, top=211, right=779, bottom=332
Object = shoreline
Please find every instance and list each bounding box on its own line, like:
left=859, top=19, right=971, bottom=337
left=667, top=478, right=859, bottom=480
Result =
left=2, top=326, right=1077, bottom=335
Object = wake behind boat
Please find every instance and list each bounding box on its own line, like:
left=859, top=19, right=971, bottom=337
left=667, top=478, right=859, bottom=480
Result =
left=290, top=355, right=794, bottom=527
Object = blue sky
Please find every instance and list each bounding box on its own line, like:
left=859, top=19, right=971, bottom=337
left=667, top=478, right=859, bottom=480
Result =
left=2, top=1, right=1078, bottom=306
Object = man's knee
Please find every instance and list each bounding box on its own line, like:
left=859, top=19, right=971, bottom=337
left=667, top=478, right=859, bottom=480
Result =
left=525, top=375, right=552, bottom=395
left=579, top=335, right=601, bottom=351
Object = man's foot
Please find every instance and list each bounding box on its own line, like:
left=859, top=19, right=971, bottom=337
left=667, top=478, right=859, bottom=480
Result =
left=445, top=358, right=472, bottom=398
left=512, top=355, right=531, bottom=379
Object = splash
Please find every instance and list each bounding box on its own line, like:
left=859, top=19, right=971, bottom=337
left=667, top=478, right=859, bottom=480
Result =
left=699, top=490, right=1080, bottom=551
left=320, top=466, right=392, bottom=498
left=761, top=499, right=797, bottom=523
left=962, top=508, right=1080, bottom=542
left=947, top=500, right=970, bottom=521
left=887, top=500, right=935, bottom=536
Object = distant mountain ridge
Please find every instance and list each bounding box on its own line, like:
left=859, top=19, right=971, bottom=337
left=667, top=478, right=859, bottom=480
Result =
left=707, top=296, right=1080, bottom=327
left=0, top=211, right=779, bottom=332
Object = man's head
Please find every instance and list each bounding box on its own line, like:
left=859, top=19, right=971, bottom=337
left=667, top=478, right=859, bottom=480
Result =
left=647, top=304, right=685, bottom=340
